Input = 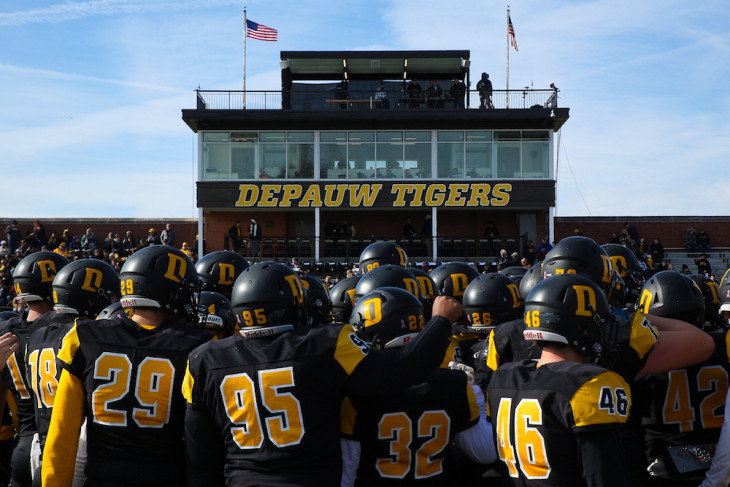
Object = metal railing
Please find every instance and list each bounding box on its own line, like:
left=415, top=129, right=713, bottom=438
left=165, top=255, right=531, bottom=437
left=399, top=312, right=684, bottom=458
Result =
left=195, top=89, right=557, bottom=111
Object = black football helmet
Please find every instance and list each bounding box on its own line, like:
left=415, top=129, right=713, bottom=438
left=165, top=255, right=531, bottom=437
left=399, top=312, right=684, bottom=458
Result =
left=408, top=268, right=439, bottom=302
left=119, top=245, right=199, bottom=319
left=330, top=276, right=361, bottom=324
left=542, top=236, right=618, bottom=303
left=358, top=241, right=408, bottom=274
left=519, top=261, right=543, bottom=299
left=355, top=265, right=421, bottom=303
left=687, top=274, right=722, bottom=328
left=522, top=274, right=609, bottom=358
left=602, top=244, right=645, bottom=302
left=196, top=291, right=236, bottom=336
left=12, top=251, right=69, bottom=304
left=97, top=302, right=134, bottom=320
left=499, top=266, right=528, bottom=287
left=350, top=287, right=425, bottom=349
left=639, top=271, right=705, bottom=328
left=298, top=273, right=333, bottom=327
left=52, top=259, right=120, bottom=317
left=463, top=273, right=523, bottom=334
left=230, top=262, right=307, bottom=335
left=429, top=262, right=480, bottom=302
left=195, top=251, right=250, bottom=299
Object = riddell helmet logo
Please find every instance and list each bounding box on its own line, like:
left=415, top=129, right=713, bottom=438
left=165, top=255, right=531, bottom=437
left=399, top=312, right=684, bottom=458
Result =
left=120, top=297, right=137, bottom=307
left=523, top=330, right=544, bottom=340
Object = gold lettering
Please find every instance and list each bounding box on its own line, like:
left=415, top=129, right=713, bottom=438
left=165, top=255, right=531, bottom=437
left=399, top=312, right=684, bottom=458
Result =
left=491, top=183, right=512, bottom=206
left=164, top=254, right=187, bottom=283
left=280, top=185, right=302, bottom=207
left=425, top=184, right=446, bottom=206
left=467, top=184, right=491, bottom=207
left=218, top=263, right=235, bottom=286
left=235, top=184, right=259, bottom=207
left=324, top=184, right=348, bottom=207
left=391, top=184, right=414, bottom=207
left=410, top=184, right=426, bottom=207
left=574, top=285, right=597, bottom=316
left=299, top=185, right=322, bottom=207
left=451, top=273, right=469, bottom=297
left=81, top=268, right=103, bottom=293
left=259, top=185, right=281, bottom=207
left=38, top=260, right=58, bottom=283
left=445, top=184, right=469, bottom=206
left=639, top=288, right=653, bottom=314
left=349, top=184, right=382, bottom=207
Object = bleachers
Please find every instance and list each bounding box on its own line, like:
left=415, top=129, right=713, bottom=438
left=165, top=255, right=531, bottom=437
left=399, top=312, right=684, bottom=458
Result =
left=663, top=248, right=730, bottom=277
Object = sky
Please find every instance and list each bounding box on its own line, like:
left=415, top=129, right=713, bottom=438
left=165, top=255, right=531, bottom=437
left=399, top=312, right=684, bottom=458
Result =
left=1, top=0, right=729, bottom=219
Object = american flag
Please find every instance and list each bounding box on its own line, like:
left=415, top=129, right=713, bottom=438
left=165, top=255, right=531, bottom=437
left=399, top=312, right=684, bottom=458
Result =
left=246, top=19, right=277, bottom=41
left=508, top=15, right=518, bottom=51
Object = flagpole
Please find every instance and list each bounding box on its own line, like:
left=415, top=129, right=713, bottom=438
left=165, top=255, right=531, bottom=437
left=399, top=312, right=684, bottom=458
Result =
left=506, top=6, right=510, bottom=109
left=243, top=6, right=247, bottom=109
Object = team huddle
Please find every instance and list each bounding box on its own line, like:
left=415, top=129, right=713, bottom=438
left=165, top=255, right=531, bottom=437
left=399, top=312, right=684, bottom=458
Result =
left=0, top=235, right=727, bottom=486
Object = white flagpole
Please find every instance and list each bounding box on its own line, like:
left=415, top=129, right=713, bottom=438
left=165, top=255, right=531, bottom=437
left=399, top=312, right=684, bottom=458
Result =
left=506, top=6, right=510, bottom=109
left=243, top=6, right=247, bottom=108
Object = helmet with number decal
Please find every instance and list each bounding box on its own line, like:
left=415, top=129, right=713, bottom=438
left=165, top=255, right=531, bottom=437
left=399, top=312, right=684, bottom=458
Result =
left=429, top=262, right=479, bottom=302
left=358, top=241, right=408, bottom=275
left=687, top=274, right=722, bottom=327
left=230, top=262, right=307, bottom=334
left=463, top=273, right=523, bottom=334
left=523, top=274, right=609, bottom=357
left=638, top=271, right=704, bottom=328
left=97, top=302, right=133, bottom=320
left=350, top=287, right=425, bottom=349
left=195, top=251, right=250, bottom=299
left=298, top=272, right=332, bottom=327
left=499, top=266, right=528, bottom=287
left=354, top=265, right=421, bottom=303
left=408, top=267, right=439, bottom=319
left=519, top=261, right=543, bottom=299
left=543, top=236, right=618, bottom=302
left=330, top=276, right=361, bottom=324
left=52, top=259, right=120, bottom=317
left=12, top=251, right=69, bottom=304
left=602, top=244, right=645, bottom=302
left=196, top=291, right=236, bottom=336
left=119, top=245, right=199, bottom=319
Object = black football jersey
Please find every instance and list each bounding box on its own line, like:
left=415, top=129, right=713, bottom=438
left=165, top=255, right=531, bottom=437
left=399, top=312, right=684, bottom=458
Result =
left=487, top=360, right=633, bottom=486
left=24, top=316, right=75, bottom=447
left=637, top=329, right=730, bottom=457
left=184, top=323, right=371, bottom=487
left=484, top=319, right=541, bottom=371
left=599, top=309, right=657, bottom=383
left=0, top=311, right=68, bottom=436
left=341, top=368, right=479, bottom=486
left=57, top=317, right=210, bottom=485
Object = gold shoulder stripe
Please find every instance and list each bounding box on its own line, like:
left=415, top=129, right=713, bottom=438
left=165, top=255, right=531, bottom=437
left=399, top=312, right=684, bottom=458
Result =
left=182, top=362, right=195, bottom=404
left=57, top=323, right=80, bottom=366
left=439, top=336, right=461, bottom=369
left=486, top=330, right=500, bottom=372
left=630, top=312, right=657, bottom=359
left=340, top=396, right=357, bottom=436
left=334, top=325, right=368, bottom=376
left=466, top=383, right=480, bottom=422
left=571, top=371, right=631, bottom=427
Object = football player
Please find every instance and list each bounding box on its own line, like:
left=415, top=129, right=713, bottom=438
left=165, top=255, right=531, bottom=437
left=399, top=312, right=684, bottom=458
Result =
left=602, top=243, right=646, bottom=307
left=0, top=251, right=67, bottom=487
left=297, top=273, right=332, bottom=327
left=42, top=246, right=211, bottom=487
left=488, top=274, right=636, bottom=486
left=358, top=241, right=408, bottom=275
left=330, top=276, right=361, bottom=325
left=196, top=291, right=236, bottom=340
left=195, top=250, right=250, bottom=299
left=341, top=287, right=496, bottom=486
left=26, top=258, right=120, bottom=485
left=183, top=262, right=462, bottom=486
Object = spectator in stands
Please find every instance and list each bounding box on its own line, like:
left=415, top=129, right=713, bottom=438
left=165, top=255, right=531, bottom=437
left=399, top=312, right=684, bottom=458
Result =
left=161, top=223, right=176, bottom=246
left=181, top=242, right=194, bottom=260
left=521, top=257, right=530, bottom=268
left=54, top=242, right=68, bottom=257
left=103, top=232, right=115, bottom=252
left=697, top=227, right=712, bottom=252
left=32, top=220, right=47, bottom=247
left=145, top=228, right=161, bottom=246
left=69, top=235, right=82, bottom=253
left=421, top=214, right=432, bottom=256
left=523, top=239, right=537, bottom=265
left=110, top=234, right=124, bottom=255
left=650, top=238, right=665, bottom=269
left=290, top=257, right=301, bottom=271
left=46, top=231, right=59, bottom=251
left=374, top=84, right=389, bottom=108
left=402, top=218, right=417, bottom=237
left=81, top=227, right=98, bottom=250
left=248, top=219, right=262, bottom=258
left=61, top=228, right=72, bottom=246
left=449, top=78, right=466, bottom=108
left=122, top=230, right=137, bottom=255
left=624, top=222, right=639, bottom=248
left=696, top=253, right=712, bottom=277
left=228, top=220, right=244, bottom=251
left=497, top=249, right=510, bottom=270
left=4, top=220, right=20, bottom=253
left=608, top=232, right=620, bottom=244
left=637, top=237, right=650, bottom=261
left=484, top=221, right=499, bottom=238
left=406, top=79, right=422, bottom=108
left=0, top=241, right=8, bottom=258
left=341, top=219, right=355, bottom=237
left=426, top=80, right=442, bottom=108
left=324, top=275, right=334, bottom=290
left=685, top=227, right=697, bottom=253
left=537, top=237, right=552, bottom=262
left=0, top=273, right=13, bottom=306
left=335, top=81, right=348, bottom=110
left=476, top=72, right=493, bottom=109
left=655, top=259, right=668, bottom=272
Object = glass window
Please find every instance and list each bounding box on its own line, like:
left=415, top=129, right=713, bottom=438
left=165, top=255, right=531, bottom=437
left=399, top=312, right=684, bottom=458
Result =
left=231, top=132, right=257, bottom=142
left=495, top=142, right=521, bottom=178
left=376, top=131, right=403, bottom=142
left=321, top=143, right=348, bottom=179
left=203, top=132, right=229, bottom=142
left=260, top=132, right=286, bottom=143
left=288, top=143, right=314, bottom=178
left=259, top=143, right=286, bottom=178
left=522, top=141, right=549, bottom=178
left=494, top=131, right=520, bottom=141
left=404, top=143, right=431, bottom=178
left=437, top=143, right=464, bottom=178
left=466, top=143, right=492, bottom=178
left=349, top=132, right=374, bottom=143
left=288, top=132, right=314, bottom=142
left=466, top=131, right=492, bottom=142
left=202, top=143, right=230, bottom=179
left=231, top=143, right=256, bottom=179
left=522, top=131, right=549, bottom=140
left=437, top=131, right=464, bottom=142
left=349, top=142, right=375, bottom=179
left=321, top=131, right=347, bottom=143
left=405, top=131, right=430, bottom=142
left=376, top=143, right=403, bottom=178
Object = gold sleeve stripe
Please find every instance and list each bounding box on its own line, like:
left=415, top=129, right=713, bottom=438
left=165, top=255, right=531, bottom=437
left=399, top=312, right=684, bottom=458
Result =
left=57, top=323, right=80, bottom=366
left=182, top=362, right=195, bottom=404
left=571, top=371, right=631, bottom=427
left=485, top=391, right=491, bottom=418
left=630, top=312, right=657, bottom=360
left=340, top=396, right=357, bottom=436
left=486, top=330, right=500, bottom=372
left=465, top=383, right=480, bottom=422
left=439, top=337, right=461, bottom=369
left=334, top=325, right=368, bottom=376
left=725, top=330, right=730, bottom=363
